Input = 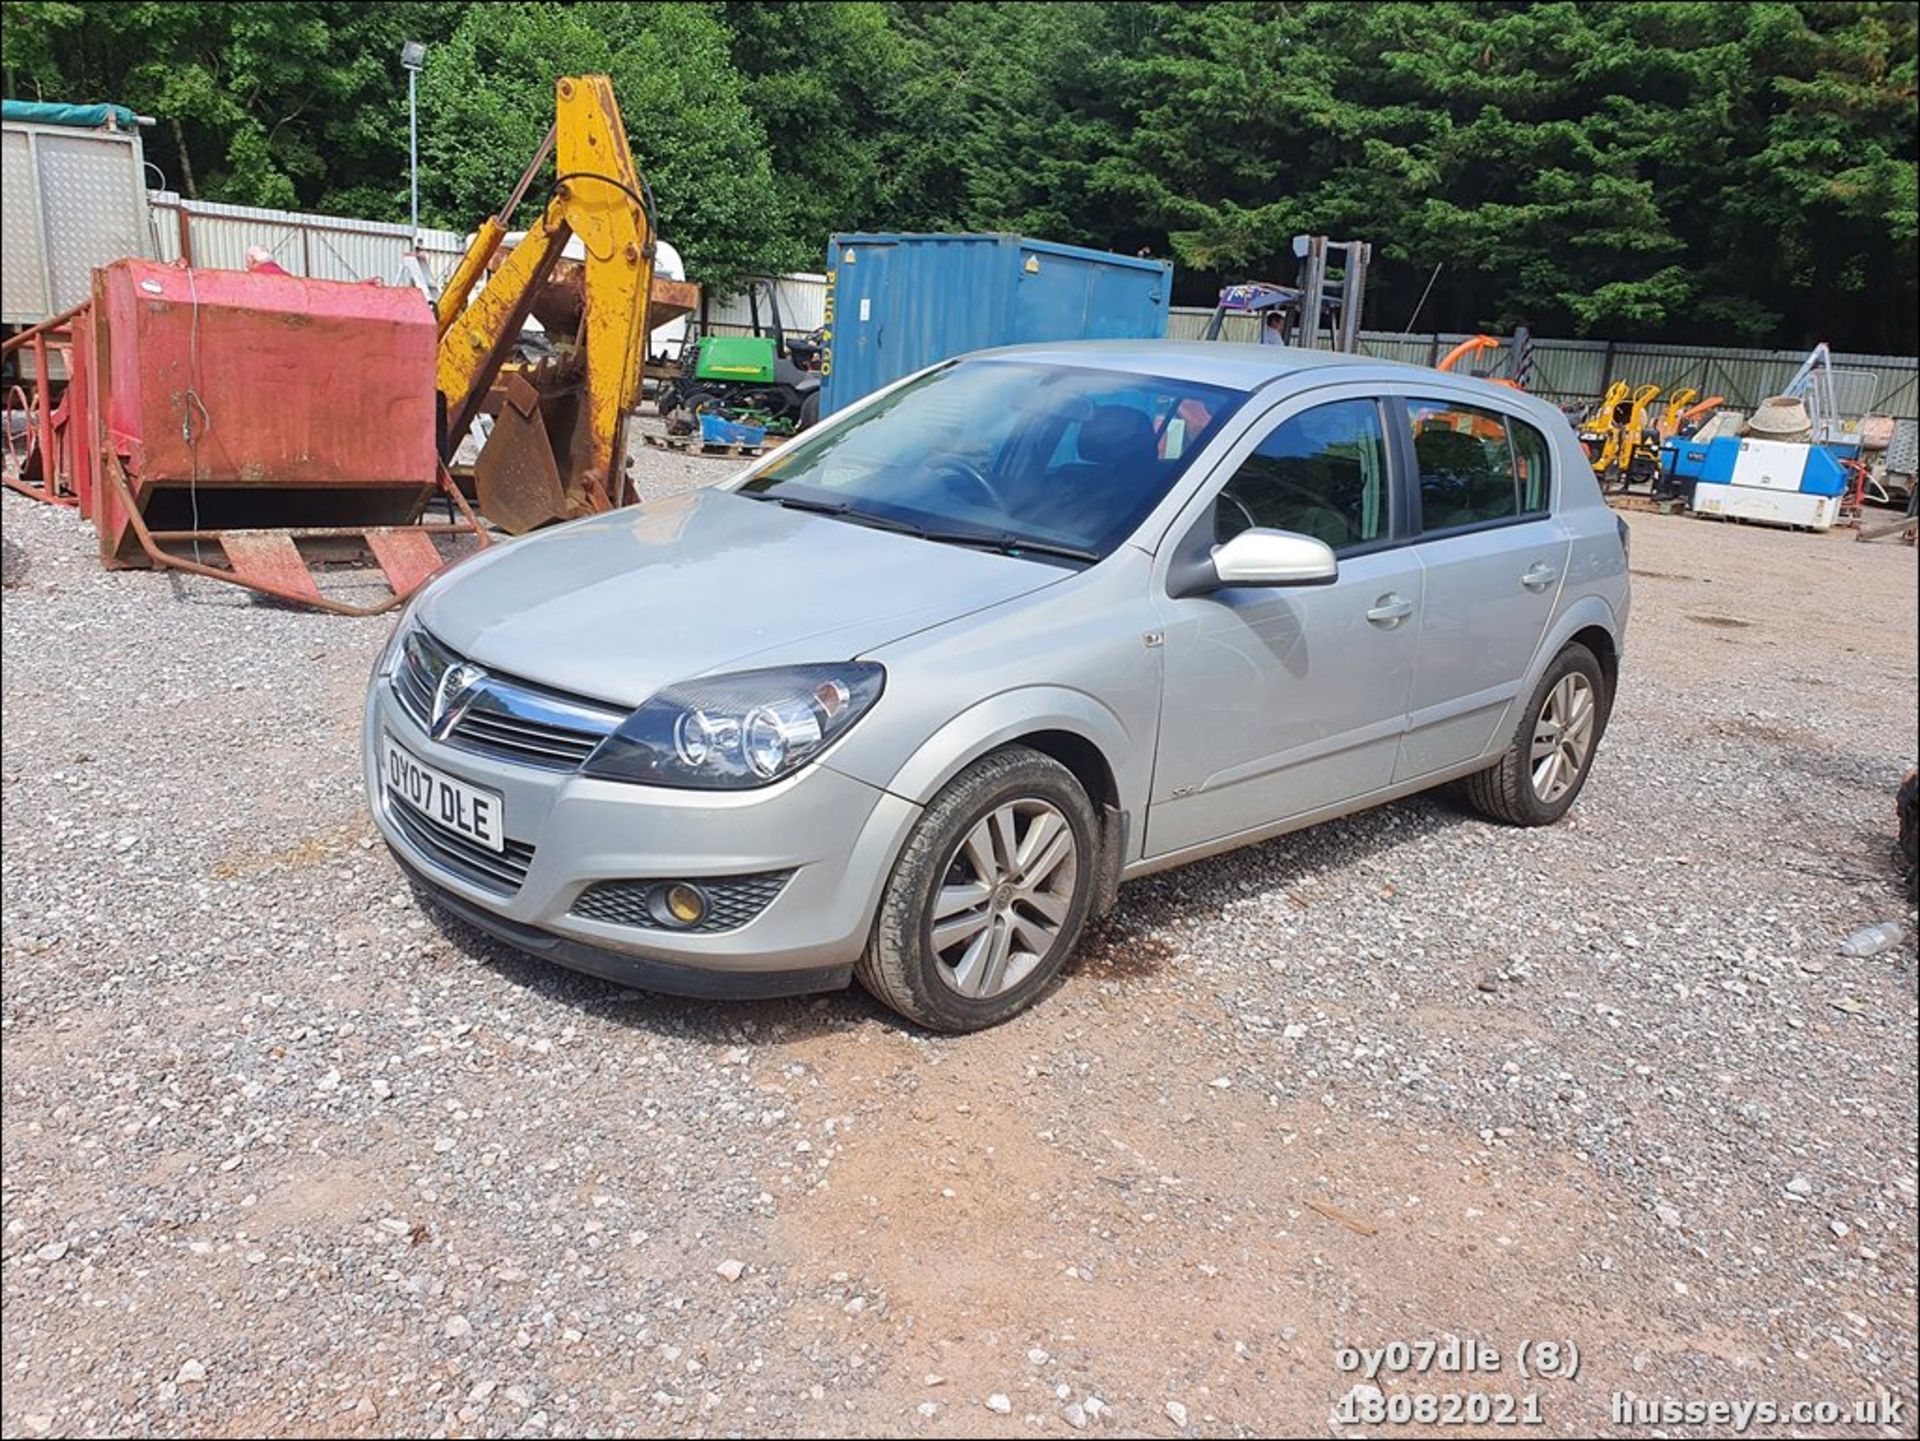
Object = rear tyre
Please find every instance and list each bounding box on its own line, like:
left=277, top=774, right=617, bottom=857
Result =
left=798, top=390, right=820, bottom=430
left=856, top=747, right=1098, bottom=1032
left=1460, top=643, right=1610, bottom=827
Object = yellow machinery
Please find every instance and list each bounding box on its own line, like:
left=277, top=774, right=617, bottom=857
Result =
left=1655, top=387, right=1699, bottom=440
left=1656, top=387, right=1725, bottom=439
left=1578, top=382, right=1661, bottom=487
left=435, top=75, right=696, bottom=534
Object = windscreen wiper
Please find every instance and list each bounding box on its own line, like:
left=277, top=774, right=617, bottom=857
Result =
left=743, top=493, right=1096, bottom=562
left=743, top=492, right=927, bottom=536
left=918, top=530, right=1101, bottom=564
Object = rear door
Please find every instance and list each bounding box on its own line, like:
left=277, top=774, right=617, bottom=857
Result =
left=1392, top=393, right=1571, bottom=780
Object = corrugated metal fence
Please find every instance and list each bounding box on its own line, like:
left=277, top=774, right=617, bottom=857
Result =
left=146, top=191, right=468, bottom=289
left=702, top=274, right=1916, bottom=421
left=1319, top=326, right=1917, bottom=422
left=700, top=273, right=828, bottom=333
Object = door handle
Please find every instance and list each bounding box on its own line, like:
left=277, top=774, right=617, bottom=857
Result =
left=1367, top=593, right=1415, bottom=626
left=1521, top=562, right=1560, bottom=592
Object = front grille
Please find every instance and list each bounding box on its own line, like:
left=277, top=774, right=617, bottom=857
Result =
left=387, top=796, right=537, bottom=896
left=391, top=627, right=623, bottom=772
left=571, top=871, right=794, bottom=934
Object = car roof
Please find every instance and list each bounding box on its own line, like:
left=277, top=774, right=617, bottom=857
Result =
left=967, top=339, right=1576, bottom=430
left=970, top=339, right=1365, bottom=390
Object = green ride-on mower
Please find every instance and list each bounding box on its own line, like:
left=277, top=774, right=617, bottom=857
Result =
left=656, top=278, right=822, bottom=434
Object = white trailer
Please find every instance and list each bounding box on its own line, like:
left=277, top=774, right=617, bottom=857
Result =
left=2, top=103, right=154, bottom=328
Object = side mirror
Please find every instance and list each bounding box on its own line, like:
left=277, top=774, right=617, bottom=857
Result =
left=1207, top=527, right=1339, bottom=588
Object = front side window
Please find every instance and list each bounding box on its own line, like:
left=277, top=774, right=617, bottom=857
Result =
left=1409, top=399, right=1552, bottom=530
left=740, top=360, right=1244, bottom=559
left=1214, top=398, right=1390, bottom=552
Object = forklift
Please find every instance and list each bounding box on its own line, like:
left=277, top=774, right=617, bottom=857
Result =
left=1198, top=236, right=1372, bottom=352
left=656, top=278, right=822, bottom=433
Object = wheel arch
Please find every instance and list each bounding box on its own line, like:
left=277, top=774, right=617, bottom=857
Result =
left=1567, top=622, right=1619, bottom=707
left=1525, top=595, right=1623, bottom=707
left=863, top=686, right=1135, bottom=812
left=831, top=688, right=1137, bottom=934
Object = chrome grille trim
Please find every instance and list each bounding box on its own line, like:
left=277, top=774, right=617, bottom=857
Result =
left=386, top=795, right=536, bottom=896
left=391, top=627, right=625, bottom=772
left=570, top=871, right=795, bottom=934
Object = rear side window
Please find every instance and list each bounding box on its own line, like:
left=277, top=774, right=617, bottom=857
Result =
left=1409, top=400, right=1518, bottom=530
left=1409, top=400, right=1555, bottom=530
left=1214, top=398, right=1390, bottom=552
left=1512, top=418, right=1552, bottom=514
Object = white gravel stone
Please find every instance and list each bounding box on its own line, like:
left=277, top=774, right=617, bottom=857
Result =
left=1, top=464, right=1915, bottom=1440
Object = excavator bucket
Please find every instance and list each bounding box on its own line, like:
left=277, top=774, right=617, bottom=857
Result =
left=475, top=370, right=572, bottom=535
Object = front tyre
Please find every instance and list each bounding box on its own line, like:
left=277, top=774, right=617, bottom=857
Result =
left=1460, top=642, right=1610, bottom=826
left=856, top=747, right=1098, bottom=1032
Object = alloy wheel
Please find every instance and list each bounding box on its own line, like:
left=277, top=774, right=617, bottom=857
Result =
left=929, top=798, right=1078, bottom=999
left=1531, top=672, right=1596, bottom=803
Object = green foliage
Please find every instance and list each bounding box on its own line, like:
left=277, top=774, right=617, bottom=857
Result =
left=418, top=1, right=788, bottom=286
left=3, top=1, right=1914, bottom=347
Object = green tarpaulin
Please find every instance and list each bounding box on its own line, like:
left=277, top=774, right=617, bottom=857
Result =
left=2, top=99, right=139, bottom=131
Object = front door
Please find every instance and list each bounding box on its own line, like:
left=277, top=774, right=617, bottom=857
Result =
left=1147, top=391, right=1423, bottom=858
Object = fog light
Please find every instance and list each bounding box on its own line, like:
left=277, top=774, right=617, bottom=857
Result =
left=648, top=882, right=709, bottom=928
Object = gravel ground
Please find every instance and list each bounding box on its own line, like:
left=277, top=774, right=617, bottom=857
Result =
left=2, top=475, right=1915, bottom=1439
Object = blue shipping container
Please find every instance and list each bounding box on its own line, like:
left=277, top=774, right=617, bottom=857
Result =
left=818, top=233, right=1173, bottom=417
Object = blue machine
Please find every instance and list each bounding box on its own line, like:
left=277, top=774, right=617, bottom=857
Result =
left=1661, top=434, right=1851, bottom=495
left=818, top=233, right=1173, bottom=417
left=1661, top=433, right=1853, bottom=530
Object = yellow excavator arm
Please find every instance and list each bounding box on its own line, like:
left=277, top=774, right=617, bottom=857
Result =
left=435, top=76, right=658, bottom=532
left=1656, top=387, right=1699, bottom=439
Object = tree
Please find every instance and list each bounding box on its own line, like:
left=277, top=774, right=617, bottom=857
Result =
left=418, top=2, right=790, bottom=287
left=719, top=1, right=901, bottom=269
left=2, top=1, right=1913, bottom=349
left=2, top=2, right=464, bottom=213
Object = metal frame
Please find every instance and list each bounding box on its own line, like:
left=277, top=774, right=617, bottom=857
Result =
left=103, top=451, right=490, bottom=616
left=0, top=303, right=84, bottom=505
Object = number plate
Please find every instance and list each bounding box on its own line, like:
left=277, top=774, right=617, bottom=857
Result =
left=383, top=735, right=505, bottom=852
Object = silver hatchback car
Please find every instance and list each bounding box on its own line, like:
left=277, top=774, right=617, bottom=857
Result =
left=366, top=342, right=1628, bottom=1030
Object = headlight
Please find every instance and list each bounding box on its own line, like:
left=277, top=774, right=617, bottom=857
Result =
left=581, top=663, right=885, bottom=789
left=371, top=606, right=417, bottom=681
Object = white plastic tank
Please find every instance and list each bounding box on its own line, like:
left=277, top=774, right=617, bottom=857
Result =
left=651, top=238, right=686, bottom=361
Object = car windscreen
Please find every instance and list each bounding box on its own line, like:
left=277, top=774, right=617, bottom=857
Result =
left=736, top=360, right=1247, bottom=560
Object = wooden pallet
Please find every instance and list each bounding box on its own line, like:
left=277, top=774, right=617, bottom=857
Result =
left=642, top=432, right=764, bottom=459
left=1604, top=493, right=1686, bottom=515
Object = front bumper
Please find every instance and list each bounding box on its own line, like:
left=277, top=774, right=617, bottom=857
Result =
left=393, top=850, right=856, bottom=998
left=362, top=677, right=919, bottom=982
